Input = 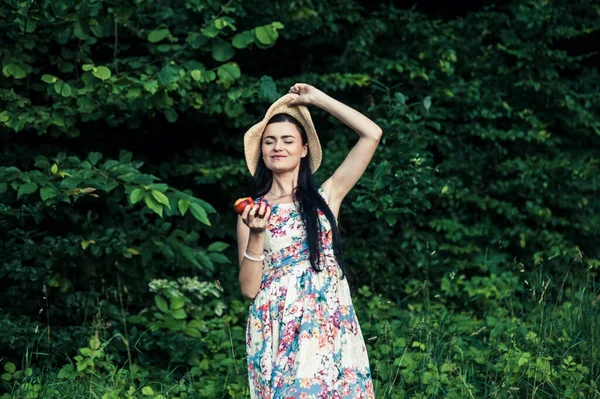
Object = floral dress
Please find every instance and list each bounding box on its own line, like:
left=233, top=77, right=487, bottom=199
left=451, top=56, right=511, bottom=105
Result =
left=246, top=187, right=375, bottom=399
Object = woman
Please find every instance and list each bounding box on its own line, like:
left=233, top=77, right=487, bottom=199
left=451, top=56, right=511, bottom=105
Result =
left=237, top=83, right=382, bottom=399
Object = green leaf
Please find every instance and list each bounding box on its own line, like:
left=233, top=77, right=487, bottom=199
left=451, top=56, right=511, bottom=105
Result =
left=197, top=198, right=217, bottom=213
left=228, top=88, right=243, bottom=101
left=171, top=309, right=188, bottom=319
left=141, top=386, right=154, bottom=396
left=196, top=251, right=214, bottom=270
left=203, top=70, right=216, bottom=82
left=130, top=189, right=144, bottom=204
left=17, top=182, right=38, bottom=199
left=54, top=81, right=71, bottom=96
left=147, top=28, right=170, bottom=43
left=212, top=41, right=235, bottom=62
left=232, top=31, right=255, bottom=49
left=190, top=203, right=210, bottom=225
left=209, top=252, right=230, bottom=264
left=42, top=74, right=58, bottom=84
left=60, top=83, right=72, bottom=97
left=395, top=92, right=406, bottom=105
left=57, top=365, right=75, bottom=379
left=0, top=183, right=7, bottom=194
left=254, top=26, right=278, bottom=45
left=178, top=199, right=190, bottom=216
left=2, top=64, right=27, bottom=79
left=258, top=76, right=278, bottom=102
left=1, top=374, right=11, bottom=382
left=155, top=296, right=169, bottom=313
left=4, top=362, right=16, bottom=374
left=151, top=190, right=171, bottom=208
left=40, top=187, right=57, bottom=201
left=208, top=242, right=229, bottom=252
left=148, top=183, right=168, bottom=191
left=217, top=63, right=241, bottom=83
left=164, top=108, right=178, bottom=123
left=74, top=21, right=90, bottom=40
left=82, top=64, right=94, bottom=72
left=191, top=70, right=202, bottom=81
left=26, top=19, right=37, bottom=33
left=61, top=176, right=82, bottom=189
left=423, top=96, right=432, bottom=111
left=144, top=195, right=163, bottom=217
left=384, top=213, right=397, bottom=226
left=88, top=152, right=103, bottom=165
left=92, top=66, right=111, bottom=80
left=187, top=320, right=205, bottom=330
left=170, top=297, right=185, bottom=310
left=214, top=18, right=227, bottom=29
left=182, top=328, right=202, bottom=338
left=518, top=352, right=531, bottom=366
left=142, top=80, right=158, bottom=94
left=202, top=24, right=220, bottom=38
left=158, top=65, right=179, bottom=85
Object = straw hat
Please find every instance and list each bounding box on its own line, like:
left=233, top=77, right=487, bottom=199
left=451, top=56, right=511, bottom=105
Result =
left=243, top=93, right=322, bottom=176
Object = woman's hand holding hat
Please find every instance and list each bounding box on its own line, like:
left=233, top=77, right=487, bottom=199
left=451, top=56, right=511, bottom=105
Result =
left=288, top=83, right=325, bottom=106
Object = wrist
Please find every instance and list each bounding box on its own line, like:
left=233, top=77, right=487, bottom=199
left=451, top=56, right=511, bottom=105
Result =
left=243, top=250, right=265, bottom=263
left=246, top=248, right=262, bottom=256
left=310, top=90, right=330, bottom=108
left=249, top=229, right=265, bottom=236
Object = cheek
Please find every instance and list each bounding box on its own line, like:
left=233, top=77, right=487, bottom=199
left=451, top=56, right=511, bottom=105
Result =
left=292, top=143, right=305, bottom=155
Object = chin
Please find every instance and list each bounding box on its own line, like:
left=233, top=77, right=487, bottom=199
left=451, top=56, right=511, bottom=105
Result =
left=267, top=164, right=297, bottom=174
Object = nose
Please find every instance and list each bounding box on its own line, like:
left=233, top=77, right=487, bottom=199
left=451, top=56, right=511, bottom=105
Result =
left=274, top=140, right=283, bottom=151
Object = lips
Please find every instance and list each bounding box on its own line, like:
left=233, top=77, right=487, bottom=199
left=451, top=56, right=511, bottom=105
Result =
left=272, top=156, right=286, bottom=160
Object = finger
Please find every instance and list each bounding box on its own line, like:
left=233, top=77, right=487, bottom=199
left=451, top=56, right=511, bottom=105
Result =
left=248, top=204, right=258, bottom=220
left=241, top=204, right=251, bottom=220
left=258, top=202, right=266, bottom=217
left=264, top=205, right=272, bottom=220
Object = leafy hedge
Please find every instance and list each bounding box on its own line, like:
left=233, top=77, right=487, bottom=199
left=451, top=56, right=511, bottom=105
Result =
left=1, top=0, right=599, bottom=397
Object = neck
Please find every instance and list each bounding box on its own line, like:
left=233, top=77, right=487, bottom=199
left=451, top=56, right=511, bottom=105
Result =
left=270, top=170, right=299, bottom=196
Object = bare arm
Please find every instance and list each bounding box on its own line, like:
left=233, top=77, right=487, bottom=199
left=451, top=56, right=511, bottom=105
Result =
left=289, top=84, right=382, bottom=210
left=236, top=201, right=270, bottom=299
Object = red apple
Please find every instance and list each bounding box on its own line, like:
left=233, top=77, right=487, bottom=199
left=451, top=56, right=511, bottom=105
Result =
left=233, top=197, right=254, bottom=215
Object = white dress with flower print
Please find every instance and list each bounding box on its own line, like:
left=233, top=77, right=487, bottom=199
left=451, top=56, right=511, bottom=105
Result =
left=246, top=187, right=375, bottom=399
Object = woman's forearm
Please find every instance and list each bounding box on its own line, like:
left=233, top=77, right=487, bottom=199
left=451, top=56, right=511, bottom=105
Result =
left=238, top=231, right=266, bottom=299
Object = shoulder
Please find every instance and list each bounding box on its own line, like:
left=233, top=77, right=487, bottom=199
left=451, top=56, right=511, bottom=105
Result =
left=319, top=179, right=334, bottom=204
left=317, top=181, right=340, bottom=221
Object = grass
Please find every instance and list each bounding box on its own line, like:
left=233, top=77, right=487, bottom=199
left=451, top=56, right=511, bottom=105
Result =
left=1, top=257, right=599, bottom=399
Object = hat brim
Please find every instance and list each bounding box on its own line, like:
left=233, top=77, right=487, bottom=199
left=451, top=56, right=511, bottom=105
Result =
left=243, top=93, right=322, bottom=176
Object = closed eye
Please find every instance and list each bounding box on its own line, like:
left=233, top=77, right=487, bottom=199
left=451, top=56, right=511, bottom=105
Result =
left=264, top=140, right=295, bottom=144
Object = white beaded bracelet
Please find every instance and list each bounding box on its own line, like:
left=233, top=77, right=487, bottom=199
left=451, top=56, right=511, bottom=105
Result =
left=244, top=250, right=265, bottom=262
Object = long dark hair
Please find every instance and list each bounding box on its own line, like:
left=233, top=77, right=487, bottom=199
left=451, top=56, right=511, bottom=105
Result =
left=251, top=113, right=347, bottom=278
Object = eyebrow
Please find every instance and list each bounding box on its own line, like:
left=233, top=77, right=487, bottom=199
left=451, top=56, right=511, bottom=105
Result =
left=263, top=135, right=296, bottom=140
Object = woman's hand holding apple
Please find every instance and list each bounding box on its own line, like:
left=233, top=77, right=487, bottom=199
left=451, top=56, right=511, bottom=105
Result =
left=235, top=197, right=271, bottom=233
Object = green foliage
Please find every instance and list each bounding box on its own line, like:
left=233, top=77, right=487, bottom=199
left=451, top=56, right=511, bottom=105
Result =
left=355, top=267, right=600, bottom=398
left=1, top=0, right=599, bottom=398
left=1, top=268, right=598, bottom=398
